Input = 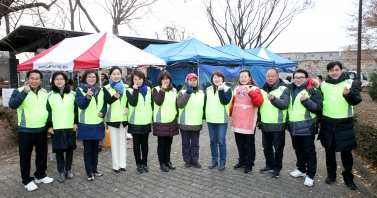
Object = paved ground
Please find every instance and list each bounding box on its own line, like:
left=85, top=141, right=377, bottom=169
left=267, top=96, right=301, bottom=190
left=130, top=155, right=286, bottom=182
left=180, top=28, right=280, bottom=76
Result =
left=0, top=123, right=376, bottom=198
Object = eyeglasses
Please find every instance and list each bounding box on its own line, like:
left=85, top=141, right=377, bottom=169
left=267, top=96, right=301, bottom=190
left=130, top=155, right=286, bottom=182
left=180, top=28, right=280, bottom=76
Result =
left=54, top=78, right=65, bottom=81
left=294, top=76, right=306, bottom=80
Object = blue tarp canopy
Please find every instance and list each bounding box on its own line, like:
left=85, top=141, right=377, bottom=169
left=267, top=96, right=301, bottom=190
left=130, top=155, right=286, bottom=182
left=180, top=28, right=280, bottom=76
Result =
left=244, top=66, right=294, bottom=87
left=144, top=38, right=243, bottom=65
left=245, top=47, right=298, bottom=68
left=150, top=67, right=195, bottom=87
left=214, top=44, right=275, bottom=66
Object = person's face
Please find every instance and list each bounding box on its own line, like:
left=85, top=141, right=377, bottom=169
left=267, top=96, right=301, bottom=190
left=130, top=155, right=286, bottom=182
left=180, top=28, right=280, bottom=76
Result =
left=212, top=74, right=223, bottom=86
left=328, top=65, right=342, bottom=80
left=54, top=74, right=66, bottom=88
left=265, top=70, right=279, bottom=86
left=293, top=72, right=307, bottom=87
left=86, top=73, right=97, bottom=86
left=110, top=69, right=122, bottom=82
left=239, top=72, right=251, bottom=85
left=133, top=75, right=144, bottom=87
left=101, top=74, right=105, bottom=80
left=161, top=76, right=170, bottom=86
left=187, top=78, right=198, bottom=87
left=27, top=73, right=42, bottom=89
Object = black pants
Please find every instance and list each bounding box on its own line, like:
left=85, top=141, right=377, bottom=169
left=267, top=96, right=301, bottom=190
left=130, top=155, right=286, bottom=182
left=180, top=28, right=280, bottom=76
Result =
left=262, top=130, right=285, bottom=172
left=133, top=133, right=149, bottom=165
left=83, top=140, right=99, bottom=176
left=325, top=137, right=354, bottom=181
left=157, top=136, right=173, bottom=165
left=18, top=131, right=48, bottom=185
left=291, top=134, right=317, bottom=179
left=234, top=132, right=255, bottom=165
left=56, top=150, right=74, bottom=173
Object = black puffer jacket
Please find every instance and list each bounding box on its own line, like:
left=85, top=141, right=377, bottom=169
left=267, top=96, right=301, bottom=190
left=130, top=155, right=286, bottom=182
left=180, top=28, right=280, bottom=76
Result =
left=318, top=73, right=362, bottom=151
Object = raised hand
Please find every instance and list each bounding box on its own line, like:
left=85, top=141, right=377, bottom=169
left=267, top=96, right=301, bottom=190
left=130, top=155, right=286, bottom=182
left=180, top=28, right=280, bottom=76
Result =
left=343, top=86, right=350, bottom=96
left=133, top=84, right=138, bottom=90
left=218, top=83, right=225, bottom=90
left=86, top=88, right=93, bottom=98
left=24, top=84, right=30, bottom=93
left=114, top=91, right=120, bottom=98
left=299, top=92, right=307, bottom=101
left=268, top=93, right=275, bottom=101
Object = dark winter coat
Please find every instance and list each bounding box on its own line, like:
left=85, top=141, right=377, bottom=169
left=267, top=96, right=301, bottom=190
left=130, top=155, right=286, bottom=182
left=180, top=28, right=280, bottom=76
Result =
left=318, top=73, right=362, bottom=151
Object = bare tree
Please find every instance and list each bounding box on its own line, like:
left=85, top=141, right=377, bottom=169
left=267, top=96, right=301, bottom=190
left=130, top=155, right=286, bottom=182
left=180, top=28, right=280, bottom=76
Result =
left=97, top=0, right=159, bottom=35
left=204, top=0, right=314, bottom=49
left=161, top=21, right=193, bottom=41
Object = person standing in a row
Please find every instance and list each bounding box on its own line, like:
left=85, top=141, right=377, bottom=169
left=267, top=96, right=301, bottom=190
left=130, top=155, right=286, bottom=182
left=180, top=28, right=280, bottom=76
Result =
left=177, top=73, right=204, bottom=169
left=230, top=69, right=264, bottom=174
left=205, top=70, right=233, bottom=171
left=126, top=70, right=153, bottom=173
left=103, top=66, right=129, bottom=173
left=76, top=69, right=106, bottom=181
left=9, top=69, right=54, bottom=191
left=152, top=71, right=179, bottom=172
left=287, top=69, right=322, bottom=187
left=46, top=72, right=78, bottom=183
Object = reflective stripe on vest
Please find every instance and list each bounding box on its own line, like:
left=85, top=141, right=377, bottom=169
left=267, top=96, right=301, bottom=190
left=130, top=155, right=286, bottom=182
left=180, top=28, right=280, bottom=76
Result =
left=104, top=84, right=128, bottom=122
left=153, top=86, right=177, bottom=123
left=205, top=86, right=232, bottom=123
left=288, top=89, right=316, bottom=122
left=17, top=87, right=48, bottom=128
left=128, top=87, right=152, bottom=125
left=178, top=90, right=204, bottom=125
left=48, top=91, right=75, bottom=129
left=78, top=88, right=104, bottom=124
left=321, top=79, right=353, bottom=118
left=260, top=86, right=287, bottom=123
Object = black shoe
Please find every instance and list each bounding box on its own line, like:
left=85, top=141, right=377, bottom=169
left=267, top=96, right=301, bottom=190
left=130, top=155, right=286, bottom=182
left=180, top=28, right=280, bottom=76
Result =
left=87, top=173, right=94, bottom=181
left=160, top=163, right=169, bottom=172
left=167, top=162, right=176, bottom=170
left=58, top=172, right=65, bottom=183
left=260, top=167, right=274, bottom=173
left=113, top=169, right=120, bottom=173
left=120, top=168, right=127, bottom=172
left=142, top=164, right=149, bottom=172
left=244, top=164, right=252, bottom=174
left=218, top=163, right=225, bottom=171
left=272, top=170, right=280, bottom=178
left=325, top=176, right=336, bottom=184
left=234, top=162, right=246, bottom=170
left=66, top=171, right=73, bottom=179
left=93, top=170, right=103, bottom=177
left=345, top=180, right=357, bottom=190
left=136, top=164, right=144, bottom=173
left=208, top=162, right=218, bottom=169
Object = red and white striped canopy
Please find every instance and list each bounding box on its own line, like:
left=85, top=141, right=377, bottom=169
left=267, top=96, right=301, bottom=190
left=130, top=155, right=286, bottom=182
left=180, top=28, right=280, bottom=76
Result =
left=17, top=32, right=166, bottom=71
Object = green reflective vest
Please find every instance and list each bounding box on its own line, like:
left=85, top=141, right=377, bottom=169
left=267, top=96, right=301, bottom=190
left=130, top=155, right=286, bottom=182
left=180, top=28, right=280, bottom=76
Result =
left=260, top=86, right=287, bottom=123
left=321, top=79, right=353, bottom=119
left=48, top=91, right=75, bottom=129
left=288, top=89, right=316, bottom=122
left=104, top=84, right=129, bottom=122
left=128, top=87, right=152, bottom=125
left=205, top=86, right=232, bottom=123
left=78, top=87, right=104, bottom=124
left=17, top=87, right=48, bottom=128
left=153, top=86, right=177, bottom=123
left=178, top=90, right=205, bottom=125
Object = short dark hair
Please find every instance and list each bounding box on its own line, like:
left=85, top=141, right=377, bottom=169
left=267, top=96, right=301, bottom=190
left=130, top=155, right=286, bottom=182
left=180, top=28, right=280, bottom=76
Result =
left=285, top=76, right=292, bottom=82
left=267, top=68, right=279, bottom=75
left=51, top=71, right=68, bottom=90
left=211, top=70, right=225, bottom=85
left=131, top=70, right=146, bottom=85
left=109, top=66, right=122, bottom=75
left=293, top=69, right=308, bottom=78
left=157, top=71, right=172, bottom=86
left=239, top=69, right=257, bottom=86
left=27, top=69, right=43, bottom=79
left=81, top=69, right=99, bottom=84
left=317, top=75, right=323, bottom=80
left=326, top=61, right=342, bottom=71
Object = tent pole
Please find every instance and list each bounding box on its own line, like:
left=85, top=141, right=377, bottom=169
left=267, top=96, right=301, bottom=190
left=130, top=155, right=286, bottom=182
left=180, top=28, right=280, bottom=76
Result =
left=99, top=69, right=102, bottom=87
left=197, top=61, right=200, bottom=90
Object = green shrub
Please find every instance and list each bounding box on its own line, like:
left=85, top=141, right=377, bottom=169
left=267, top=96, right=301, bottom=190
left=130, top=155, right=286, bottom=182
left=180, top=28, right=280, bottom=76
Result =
left=0, top=106, right=18, bottom=144
left=367, top=72, right=377, bottom=101
left=354, top=114, right=377, bottom=165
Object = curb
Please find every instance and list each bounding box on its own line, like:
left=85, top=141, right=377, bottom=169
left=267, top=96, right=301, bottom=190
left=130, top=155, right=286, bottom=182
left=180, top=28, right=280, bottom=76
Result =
left=352, top=152, right=377, bottom=192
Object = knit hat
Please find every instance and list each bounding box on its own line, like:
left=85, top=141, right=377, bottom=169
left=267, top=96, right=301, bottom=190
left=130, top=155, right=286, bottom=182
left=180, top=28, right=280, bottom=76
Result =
left=185, top=73, right=198, bottom=84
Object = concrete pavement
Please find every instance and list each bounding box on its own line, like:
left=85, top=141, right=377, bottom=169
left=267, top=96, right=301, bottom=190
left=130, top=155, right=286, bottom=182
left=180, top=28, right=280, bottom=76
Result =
left=0, top=124, right=376, bottom=197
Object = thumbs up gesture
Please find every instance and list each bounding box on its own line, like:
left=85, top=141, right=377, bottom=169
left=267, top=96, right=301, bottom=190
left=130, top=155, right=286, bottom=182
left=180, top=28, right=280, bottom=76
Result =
left=299, top=92, right=307, bottom=101
left=86, top=88, right=93, bottom=99
left=267, top=93, right=275, bottom=101
left=343, top=86, right=350, bottom=96
left=24, top=84, right=30, bottom=93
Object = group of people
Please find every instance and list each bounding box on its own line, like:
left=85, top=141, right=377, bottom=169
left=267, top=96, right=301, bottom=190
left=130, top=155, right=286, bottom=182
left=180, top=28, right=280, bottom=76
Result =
left=9, top=61, right=361, bottom=192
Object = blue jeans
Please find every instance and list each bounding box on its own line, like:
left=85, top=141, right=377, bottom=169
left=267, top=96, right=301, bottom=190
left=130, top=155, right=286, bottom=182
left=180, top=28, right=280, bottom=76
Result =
left=207, top=123, right=228, bottom=164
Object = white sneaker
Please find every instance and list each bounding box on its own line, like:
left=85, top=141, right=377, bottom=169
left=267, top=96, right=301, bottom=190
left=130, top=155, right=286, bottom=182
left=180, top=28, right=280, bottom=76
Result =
left=290, top=169, right=306, bottom=177
left=304, top=176, right=314, bottom=187
left=25, top=181, right=38, bottom=191
left=34, top=176, right=54, bottom=184
left=127, top=133, right=133, bottom=140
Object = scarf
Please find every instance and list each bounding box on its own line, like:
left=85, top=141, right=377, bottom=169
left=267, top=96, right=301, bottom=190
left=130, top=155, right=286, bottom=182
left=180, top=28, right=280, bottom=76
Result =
left=58, top=87, right=64, bottom=95
left=109, top=78, right=124, bottom=99
left=138, top=84, right=148, bottom=100
left=79, top=83, right=100, bottom=97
